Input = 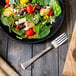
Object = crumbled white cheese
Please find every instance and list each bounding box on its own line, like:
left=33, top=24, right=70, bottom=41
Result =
left=23, top=27, right=29, bottom=31
left=52, top=19, right=55, bottom=22
left=12, top=9, right=18, bottom=13
left=24, top=22, right=26, bottom=25
left=24, top=22, right=29, bottom=30
left=46, top=6, right=51, bottom=8
left=50, top=21, right=52, bottom=24
left=15, top=21, right=19, bottom=25
left=24, top=22, right=28, bottom=27
left=13, top=9, right=17, bottom=13
left=50, top=16, right=55, bottom=24
left=42, top=22, right=45, bottom=25
left=33, top=18, right=35, bottom=20
left=16, top=9, right=19, bottom=13
left=50, top=16, right=51, bottom=18
left=50, top=19, right=55, bottom=24
left=18, top=14, right=20, bottom=16
left=24, top=12, right=26, bottom=15
left=24, top=22, right=26, bottom=24
left=11, top=8, right=14, bottom=11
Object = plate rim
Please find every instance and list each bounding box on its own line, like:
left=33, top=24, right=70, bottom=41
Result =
left=0, top=0, right=65, bottom=44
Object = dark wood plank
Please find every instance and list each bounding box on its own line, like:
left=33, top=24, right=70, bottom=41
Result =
left=32, top=1, right=69, bottom=76
left=0, top=29, right=8, bottom=59
left=71, top=3, right=76, bottom=27
left=32, top=39, right=59, bottom=76
left=58, top=2, right=69, bottom=76
left=7, top=39, right=32, bottom=76
left=63, top=0, right=70, bottom=4
left=70, top=0, right=76, bottom=2
left=44, top=42, right=59, bottom=76
left=32, top=43, right=47, bottom=76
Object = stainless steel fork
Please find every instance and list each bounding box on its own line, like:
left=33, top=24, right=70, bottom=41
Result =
left=21, top=33, right=68, bottom=70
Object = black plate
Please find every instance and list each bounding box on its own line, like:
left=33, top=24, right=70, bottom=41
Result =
left=0, top=0, right=64, bottom=43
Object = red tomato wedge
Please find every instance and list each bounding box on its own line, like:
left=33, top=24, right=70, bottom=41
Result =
left=26, top=5, right=33, bottom=14
left=5, top=0, right=9, bottom=4
left=25, top=29, right=34, bottom=36
left=48, top=9, right=54, bottom=16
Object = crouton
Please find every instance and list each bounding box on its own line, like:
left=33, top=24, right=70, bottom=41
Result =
left=3, top=11, right=13, bottom=17
left=40, top=8, right=50, bottom=16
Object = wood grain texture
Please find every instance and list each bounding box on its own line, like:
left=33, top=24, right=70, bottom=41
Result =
left=63, top=2, right=76, bottom=76
left=0, top=57, right=19, bottom=76
left=0, top=29, right=8, bottom=59
left=0, top=0, right=76, bottom=76
left=71, top=3, right=76, bottom=28
left=21, top=46, right=53, bottom=69
left=32, top=41, right=58, bottom=76
left=59, top=1, right=76, bottom=76
left=32, top=43, right=47, bottom=76
left=70, top=0, right=76, bottom=2
left=7, top=39, right=32, bottom=76
left=58, top=2, right=70, bottom=76
left=0, top=67, right=7, bottom=76
left=45, top=42, right=59, bottom=76
left=63, top=22, right=76, bottom=76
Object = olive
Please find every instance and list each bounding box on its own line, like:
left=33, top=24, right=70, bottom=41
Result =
left=18, top=8, right=24, bottom=15
left=18, top=24, right=25, bottom=29
left=36, top=5, right=41, bottom=10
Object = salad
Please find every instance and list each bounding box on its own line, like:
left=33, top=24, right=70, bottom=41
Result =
left=0, top=0, right=62, bottom=39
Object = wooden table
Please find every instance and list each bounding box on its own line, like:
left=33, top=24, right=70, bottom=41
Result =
left=0, top=0, right=76, bottom=76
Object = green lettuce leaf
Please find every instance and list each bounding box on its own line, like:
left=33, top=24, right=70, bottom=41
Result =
left=44, top=0, right=50, bottom=6
left=9, top=0, right=16, bottom=4
left=38, top=25, right=52, bottom=38
left=33, top=24, right=40, bottom=34
left=32, top=0, right=37, bottom=3
left=1, top=13, right=11, bottom=26
left=37, top=0, right=44, bottom=6
left=49, top=0, right=62, bottom=17
left=26, top=13, right=40, bottom=24
left=16, top=35, right=27, bottom=39
left=12, top=27, right=25, bottom=36
left=9, top=0, right=20, bottom=4
left=15, top=0, right=20, bottom=4
left=30, top=24, right=52, bottom=39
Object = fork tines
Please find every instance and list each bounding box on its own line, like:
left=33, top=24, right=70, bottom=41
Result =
left=51, top=33, right=68, bottom=48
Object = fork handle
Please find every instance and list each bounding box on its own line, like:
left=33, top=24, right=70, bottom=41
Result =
left=21, top=45, right=53, bottom=70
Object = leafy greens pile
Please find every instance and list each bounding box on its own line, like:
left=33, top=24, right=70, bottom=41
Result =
left=0, top=0, right=62, bottom=39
